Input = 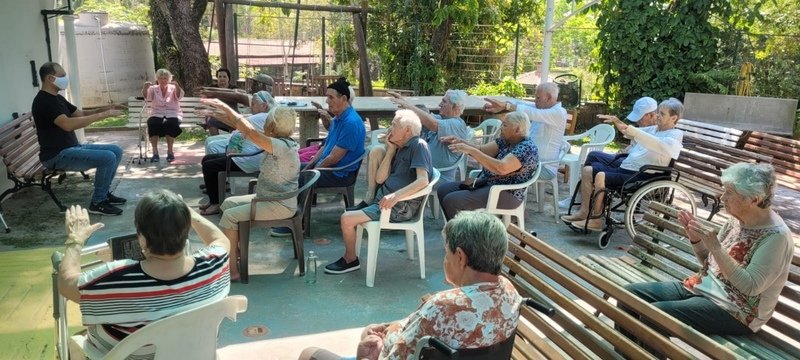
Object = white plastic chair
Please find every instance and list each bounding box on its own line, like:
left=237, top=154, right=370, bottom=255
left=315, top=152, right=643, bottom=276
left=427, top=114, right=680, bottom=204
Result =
left=471, top=164, right=542, bottom=229
left=534, top=153, right=568, bottom=223
left=470, top=118, right=502, bottom=145
left=355, top=168, right=440, bottom=287
left=69, top=295, right=248, bottom=360
left=429, top=153, right=466, bottom=219
left=368, top=128, right=388, bottom=149
left=561, top=124, right=615, bottom=197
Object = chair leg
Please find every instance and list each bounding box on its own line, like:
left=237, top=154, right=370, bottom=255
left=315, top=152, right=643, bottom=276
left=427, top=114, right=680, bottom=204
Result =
left=302, top=208, right=311, bottom=238
left=293, top=219, right=305, bottom=276
left=365, top=224, right=381, bottom=287
left=345, top=185, right=355, bottom=208
left=405, top=230, right=415, bottom=260
left=355, top=225, right=364, bottom=258
left=218, top=172, right=228, bottom=204
left=551, top=178, right=559, bottom=223
left=430, top=194, right=440, bottom=220
left=415, top=226, right=425, bottom=279
left=537, top=183, right=545, bottom=213
left=238, top=221, right=251, bottom=284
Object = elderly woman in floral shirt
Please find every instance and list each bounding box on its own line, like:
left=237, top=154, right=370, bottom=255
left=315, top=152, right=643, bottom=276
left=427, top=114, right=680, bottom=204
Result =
left=623, top=163, right=793, bottom=335
left=299, top=211, right=522, bottom=360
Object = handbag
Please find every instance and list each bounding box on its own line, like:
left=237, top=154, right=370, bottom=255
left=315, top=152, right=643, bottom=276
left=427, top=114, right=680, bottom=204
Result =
left=459, top=176, right=490, bottom=191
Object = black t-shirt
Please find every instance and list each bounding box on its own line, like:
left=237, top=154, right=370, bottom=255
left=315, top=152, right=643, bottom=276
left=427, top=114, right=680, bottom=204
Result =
left=31, top=90, right=79, bottom=161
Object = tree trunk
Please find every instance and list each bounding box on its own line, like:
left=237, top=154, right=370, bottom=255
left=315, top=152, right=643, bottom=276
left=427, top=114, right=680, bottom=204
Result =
left=430, top=0, right=454, bottom=63
left=150, top=0, right=211, bottom=95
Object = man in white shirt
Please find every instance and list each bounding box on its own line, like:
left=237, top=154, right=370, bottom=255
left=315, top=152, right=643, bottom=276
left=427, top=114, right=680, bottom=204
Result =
left=561, top=98, right=685, bottom=231
left=484, top=82, right=567, bottom=181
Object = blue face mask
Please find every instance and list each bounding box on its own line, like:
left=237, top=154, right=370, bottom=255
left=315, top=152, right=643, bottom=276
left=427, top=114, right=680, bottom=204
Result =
left=53, top=75, right=69, bottom=90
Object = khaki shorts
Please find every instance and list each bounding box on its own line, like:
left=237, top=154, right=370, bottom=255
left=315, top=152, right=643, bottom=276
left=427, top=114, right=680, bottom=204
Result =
left=218, top=194, right=295, bottom=229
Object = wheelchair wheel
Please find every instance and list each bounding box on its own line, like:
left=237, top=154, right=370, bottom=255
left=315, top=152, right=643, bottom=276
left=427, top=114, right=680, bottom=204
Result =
left=624, top=180, right=696, bottom=240
left=598, top=229, right=613, bottom=249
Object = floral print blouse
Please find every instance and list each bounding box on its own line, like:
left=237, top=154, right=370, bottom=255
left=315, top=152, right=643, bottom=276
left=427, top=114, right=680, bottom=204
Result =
left=379, top=276, right=522, bottom=360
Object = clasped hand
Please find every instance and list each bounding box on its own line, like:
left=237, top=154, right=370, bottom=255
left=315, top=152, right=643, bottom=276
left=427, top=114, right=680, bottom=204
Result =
left=678, top=210, right=721, bottom=251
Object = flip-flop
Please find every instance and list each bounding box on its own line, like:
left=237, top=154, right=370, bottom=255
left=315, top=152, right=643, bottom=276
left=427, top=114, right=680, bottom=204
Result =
left=199, top=203, right=213, bottom=211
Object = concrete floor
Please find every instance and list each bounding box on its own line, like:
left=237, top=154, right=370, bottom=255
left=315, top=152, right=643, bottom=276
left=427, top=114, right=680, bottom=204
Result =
left=6, top=126, right=798, bottom=359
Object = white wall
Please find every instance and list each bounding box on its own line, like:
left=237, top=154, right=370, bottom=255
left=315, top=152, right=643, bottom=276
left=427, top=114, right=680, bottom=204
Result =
left=0, top=0, right=59, bottom=198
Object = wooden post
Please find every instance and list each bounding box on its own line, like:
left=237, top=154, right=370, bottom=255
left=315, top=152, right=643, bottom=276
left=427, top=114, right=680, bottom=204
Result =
left=215, top=0, right=227, bottom=72
left=352, top=13, right=372, bottom=96
left=224, top=3, right=237, bottom=80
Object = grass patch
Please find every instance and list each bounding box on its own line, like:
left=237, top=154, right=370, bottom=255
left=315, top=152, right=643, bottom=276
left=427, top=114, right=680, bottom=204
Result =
left=87, top=109, right=128, bottom=128
left=176, top=126, right=208, bottom=142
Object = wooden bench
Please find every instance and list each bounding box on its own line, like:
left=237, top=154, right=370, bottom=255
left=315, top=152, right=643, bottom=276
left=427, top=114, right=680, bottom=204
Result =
left=0, top=113, right=74, bottom=230
left=126, top=96, right=209, bottom=128
left=668, top=118, right=773, bottom=220
left=502, top=224, right=740, bottom=359
left=740, top=131, right=800, bottom=191
left=577, top=202, right=800, bottom=359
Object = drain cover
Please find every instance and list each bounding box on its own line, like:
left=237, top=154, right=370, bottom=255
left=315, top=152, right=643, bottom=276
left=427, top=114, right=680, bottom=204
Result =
left=243, top=325, right=269, bottom=338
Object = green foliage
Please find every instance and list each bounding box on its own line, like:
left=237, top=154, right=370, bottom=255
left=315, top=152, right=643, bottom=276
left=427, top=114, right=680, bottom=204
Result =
left=87, top=111, right=128, bottom=128
left=75, top=0, right=150, bottom=27
left=593, top=0, right=770, bottom=112
left=468, top=77, right=526, bottom=98
left=366, top=0, right=540, bottom=95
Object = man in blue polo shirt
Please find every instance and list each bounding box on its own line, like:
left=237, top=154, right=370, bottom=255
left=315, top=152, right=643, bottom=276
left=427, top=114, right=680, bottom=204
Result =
left=271, top=78, right=365, bottom=236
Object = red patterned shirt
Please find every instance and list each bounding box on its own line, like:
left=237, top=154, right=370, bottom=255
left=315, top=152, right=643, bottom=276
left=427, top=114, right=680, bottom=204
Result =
left=379, top=276, right=522, bottom=360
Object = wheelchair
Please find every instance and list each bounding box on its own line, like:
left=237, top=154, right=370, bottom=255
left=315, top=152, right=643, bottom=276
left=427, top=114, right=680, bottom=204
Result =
left=563, top=155, right=696, bottom=249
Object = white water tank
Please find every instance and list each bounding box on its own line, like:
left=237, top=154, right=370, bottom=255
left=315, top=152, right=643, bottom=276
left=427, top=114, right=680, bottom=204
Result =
left=60, top=12, right=155, bottom=108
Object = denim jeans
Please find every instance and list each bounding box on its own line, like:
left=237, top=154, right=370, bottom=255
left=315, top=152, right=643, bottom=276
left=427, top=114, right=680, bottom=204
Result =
left=42, top=144, right=123, bottom=204
left=621, top=281, right=753, bottom=336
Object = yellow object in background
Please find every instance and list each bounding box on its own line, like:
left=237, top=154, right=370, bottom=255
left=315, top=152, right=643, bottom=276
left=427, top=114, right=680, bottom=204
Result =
left=736, top=62, right=753, bottom=96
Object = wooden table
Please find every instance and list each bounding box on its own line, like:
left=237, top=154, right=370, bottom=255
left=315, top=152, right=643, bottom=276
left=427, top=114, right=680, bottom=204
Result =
left=277, top=95, right=509, bottom=143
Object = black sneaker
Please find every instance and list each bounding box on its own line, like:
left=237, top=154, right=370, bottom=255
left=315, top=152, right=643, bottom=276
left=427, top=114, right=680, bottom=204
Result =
left=324, top=257, right=360, bottom=274
left=346, top=200, right=369, bottom=212
left=88, top=200, right=123, bottom=216
left=106, top=193, right=127, bottom=205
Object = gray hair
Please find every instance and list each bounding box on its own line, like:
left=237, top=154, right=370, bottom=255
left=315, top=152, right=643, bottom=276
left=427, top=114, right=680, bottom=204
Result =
left=267, top=106, right=297, bottom=138
left=720, top=162, right=776, bottom=208
left=155, top=68, right=172, bottom=78
left=393, top=109, right=422, bottom=136
left=443, top=210, right=508, bottom=275
left=504, top=111, right=530, bottom=136
left=659, top=97, right=684, bottom=120
left=252, top=90, right=276, bottom=110
left=348, top=86, right=356, bottom=105
left=444, top=89, right=467, bottom=115
left=537, top=82, right=559, bottom=99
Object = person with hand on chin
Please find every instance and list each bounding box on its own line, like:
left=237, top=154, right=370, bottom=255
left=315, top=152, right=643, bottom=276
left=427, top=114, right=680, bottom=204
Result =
left=323, top=109, right=432, bottom=275
left=32, top=62, right=127, bottom=216
left=57, top=189, right=230, bottom=358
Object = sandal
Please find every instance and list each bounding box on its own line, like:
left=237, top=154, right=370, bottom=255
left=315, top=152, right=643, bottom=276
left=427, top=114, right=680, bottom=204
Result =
left=151, top=154, right=160, bottom=162
left=199, top=202, right=213, bottom=211
left=167, top=153, right=175, bottom=162
left=200, top=204, right=220, bottom=216
left=570, top=220, right=604, bottom=232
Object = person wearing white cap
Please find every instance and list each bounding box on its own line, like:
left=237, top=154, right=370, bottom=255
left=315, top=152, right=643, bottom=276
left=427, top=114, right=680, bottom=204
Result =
left=561, top=97, right=685, bottom=231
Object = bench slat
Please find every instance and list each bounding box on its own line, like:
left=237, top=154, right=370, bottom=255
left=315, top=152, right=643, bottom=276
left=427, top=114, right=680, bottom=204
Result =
left=507, top=228, right=727, bottom=359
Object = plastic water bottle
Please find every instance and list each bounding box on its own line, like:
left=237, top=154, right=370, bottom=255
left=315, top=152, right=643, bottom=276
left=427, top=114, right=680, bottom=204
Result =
left=305, top=251, right=318, bottom=284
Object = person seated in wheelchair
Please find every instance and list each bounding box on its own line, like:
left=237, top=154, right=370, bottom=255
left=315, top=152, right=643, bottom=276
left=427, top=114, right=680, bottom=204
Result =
left=57, top=189, right=230, bottom=358
left=436, top=111, right=539, bottom=221
left=298, top=211, right=522, bottom=360
left=561, top=97, right=684, bottom=231
left=198, top=91, right=276, bottom=216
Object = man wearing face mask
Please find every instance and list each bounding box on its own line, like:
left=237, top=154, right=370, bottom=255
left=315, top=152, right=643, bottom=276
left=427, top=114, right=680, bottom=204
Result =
left=31, top=62, right=128, bottom=216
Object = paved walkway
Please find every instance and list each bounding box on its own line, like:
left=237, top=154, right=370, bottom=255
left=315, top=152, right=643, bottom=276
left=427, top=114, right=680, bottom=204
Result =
left=1, top=127, right=798, bottom=359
